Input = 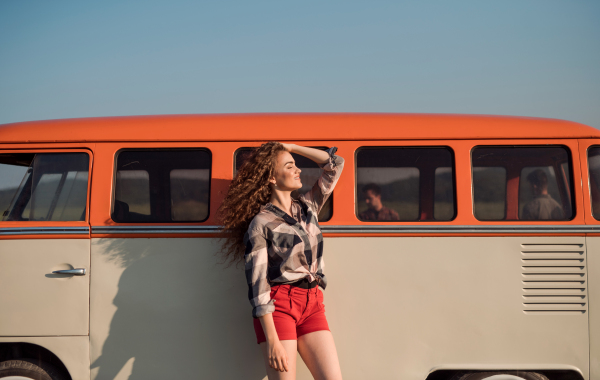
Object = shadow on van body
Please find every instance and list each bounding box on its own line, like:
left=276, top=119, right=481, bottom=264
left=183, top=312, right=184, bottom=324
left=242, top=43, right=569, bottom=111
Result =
left=89, top=235, right=266, bottom=379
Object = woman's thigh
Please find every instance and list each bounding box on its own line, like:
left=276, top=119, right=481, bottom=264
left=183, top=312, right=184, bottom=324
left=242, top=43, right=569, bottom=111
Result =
left=297, top=330, right=342, bottom=380
left=259, top=340, right=298, bottom=380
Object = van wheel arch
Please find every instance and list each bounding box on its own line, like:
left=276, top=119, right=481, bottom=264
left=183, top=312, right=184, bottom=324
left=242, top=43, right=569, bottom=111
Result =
left=0, top=343, right=71, bottom=380
left=450, top=372, right=549, bottom=380
left=0, top=359, right=67, bottom=380
left=426, top=369, right=583, bottom=380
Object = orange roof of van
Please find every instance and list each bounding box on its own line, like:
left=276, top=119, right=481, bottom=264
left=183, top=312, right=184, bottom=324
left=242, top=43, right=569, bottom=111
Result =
left=0, top=113, right=598, bottom=143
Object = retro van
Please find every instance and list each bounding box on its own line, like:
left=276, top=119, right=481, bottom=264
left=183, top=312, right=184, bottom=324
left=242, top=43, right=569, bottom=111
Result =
left=0, top=114, right=598, bottom=380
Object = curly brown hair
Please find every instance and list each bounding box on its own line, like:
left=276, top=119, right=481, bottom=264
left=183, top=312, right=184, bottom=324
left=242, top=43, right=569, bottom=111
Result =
left=218, top=141, right=288, bottom=265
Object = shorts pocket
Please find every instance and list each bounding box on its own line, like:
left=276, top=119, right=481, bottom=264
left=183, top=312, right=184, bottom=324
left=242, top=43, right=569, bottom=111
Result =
left=271, top=285, right=291, bottom=312
left=270, top=285, right=283, bottom=298
left=317, top=289, right=325, bottom=311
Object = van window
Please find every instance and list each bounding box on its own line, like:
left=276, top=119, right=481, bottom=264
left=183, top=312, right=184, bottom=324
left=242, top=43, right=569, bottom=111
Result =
left=234, top=147, right=333, bottom=222
left=1, top=153, right=89, bottom=221
left=472, top=146, right=573, bottom=221
left=587, top=146, right=600, bottom=219
left=113, top=149, right=211, bottom=223
left=355, top=147, right=456, bottom=221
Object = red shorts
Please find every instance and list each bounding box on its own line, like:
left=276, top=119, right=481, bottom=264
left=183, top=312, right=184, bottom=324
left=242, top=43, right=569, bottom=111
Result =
left=253, top=284, right=330, bottom=344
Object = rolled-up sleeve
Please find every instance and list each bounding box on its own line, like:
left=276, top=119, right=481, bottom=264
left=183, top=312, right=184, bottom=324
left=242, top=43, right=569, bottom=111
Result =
left=244, top=227, right=275, bottom=318
left=301, top=147, right=345, bottom=215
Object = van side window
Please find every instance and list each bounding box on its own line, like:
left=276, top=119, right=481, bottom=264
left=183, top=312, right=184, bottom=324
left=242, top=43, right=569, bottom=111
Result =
left=355, top=147, right=456, bottom=221
left=587, top=146, right=600, bottom=219
left=234, top=147, right=333, bottom=222
left=1, top=153, right=89, bottom=221
left=113, top=149, right=211, bottom=223
left=472, top=146, right=573, bottom=221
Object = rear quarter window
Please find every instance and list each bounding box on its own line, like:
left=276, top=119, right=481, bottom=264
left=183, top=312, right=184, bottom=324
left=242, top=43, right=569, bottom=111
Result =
left=472, top=146, right=573, bottom=221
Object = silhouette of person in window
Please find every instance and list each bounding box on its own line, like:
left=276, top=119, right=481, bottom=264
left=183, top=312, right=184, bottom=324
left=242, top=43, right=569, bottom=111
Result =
left=359, top=183, right=400, bottom=221
left=522, top=169, right=564, bottom=220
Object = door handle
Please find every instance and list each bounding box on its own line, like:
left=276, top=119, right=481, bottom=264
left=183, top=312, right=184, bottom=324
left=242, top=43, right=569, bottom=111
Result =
left=52, top=268, right=86, bottom=276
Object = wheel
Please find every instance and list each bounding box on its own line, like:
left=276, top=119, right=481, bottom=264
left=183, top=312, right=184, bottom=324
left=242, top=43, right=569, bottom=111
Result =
left=0, top=359, right=67, bottom=380
left=451, top=372, right=549, bottom=380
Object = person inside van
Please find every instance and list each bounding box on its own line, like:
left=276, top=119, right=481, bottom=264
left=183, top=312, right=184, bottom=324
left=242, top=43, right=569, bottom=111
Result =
left=521, top=169, right=564, bottom=220
left=359, top=183, right=400, bottom=221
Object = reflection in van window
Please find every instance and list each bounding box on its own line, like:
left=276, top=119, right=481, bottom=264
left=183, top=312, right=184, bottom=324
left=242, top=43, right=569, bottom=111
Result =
left=472, top=146, right=573, bottom=221
left=587, top=146, right=600, bottom=219
left=1, top=153, right=89, bottom=221
left=356, top=147, right=455, bottom=221
left=113, top=150, right=211, bottom=223
left=434, top=167, right=455, bottom=221
left=472, top=167, right=507, bottom=220
left=170, top=169, right=211, bottom=221
left=235, top=147, right=333, bottom=222
left=115, top=170, right=150, bottom=216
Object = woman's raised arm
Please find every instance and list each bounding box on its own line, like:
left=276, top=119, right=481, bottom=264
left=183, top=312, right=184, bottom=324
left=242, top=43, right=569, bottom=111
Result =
left=284, top=144, right=344, bottom=215
left=282, top=144, right=330, bottom=165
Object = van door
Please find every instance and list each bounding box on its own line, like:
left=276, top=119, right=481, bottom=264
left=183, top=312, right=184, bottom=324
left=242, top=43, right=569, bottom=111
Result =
left=0, top=150, right=92, bottom=336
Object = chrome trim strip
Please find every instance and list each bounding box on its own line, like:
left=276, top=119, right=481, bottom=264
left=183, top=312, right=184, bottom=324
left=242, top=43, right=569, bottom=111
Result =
left=92, top=226, right=221, bottom=234
left=87, top=225, right=600, bottom=235
left=0, top=227, right=89, bottom=236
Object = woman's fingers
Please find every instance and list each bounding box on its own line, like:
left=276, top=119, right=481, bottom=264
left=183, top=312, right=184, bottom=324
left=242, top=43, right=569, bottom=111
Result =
left=267, top=340, right=289, bottom=372
left=276, top=357, right=285, bottom=372
left=282, top=354, right=289, bottom=372
left=269, top=356, right=280, bottom=371
left=270, top=354, right=288, bottom=372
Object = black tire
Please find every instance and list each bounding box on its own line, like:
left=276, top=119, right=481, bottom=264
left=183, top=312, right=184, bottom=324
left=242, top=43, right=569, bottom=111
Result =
left=452, top=372, right=549, bottom=380
left=0, top=359, right=67, bottom=380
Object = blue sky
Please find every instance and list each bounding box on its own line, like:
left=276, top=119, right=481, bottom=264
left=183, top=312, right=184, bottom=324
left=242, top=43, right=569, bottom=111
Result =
left=1, top=0, right=599, bottom=128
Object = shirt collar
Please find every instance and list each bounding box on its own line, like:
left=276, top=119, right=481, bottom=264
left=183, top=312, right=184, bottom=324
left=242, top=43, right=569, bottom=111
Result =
left=262, top=202, right=299, bottom=225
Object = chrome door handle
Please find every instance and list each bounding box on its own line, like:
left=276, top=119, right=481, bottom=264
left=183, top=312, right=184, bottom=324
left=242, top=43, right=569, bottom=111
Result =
left=52, top=268, right=86, bottom=276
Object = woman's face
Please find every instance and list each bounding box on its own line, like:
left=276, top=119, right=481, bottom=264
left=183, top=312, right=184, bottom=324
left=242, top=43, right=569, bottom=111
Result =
left=270, top=151, right=302, bottom=191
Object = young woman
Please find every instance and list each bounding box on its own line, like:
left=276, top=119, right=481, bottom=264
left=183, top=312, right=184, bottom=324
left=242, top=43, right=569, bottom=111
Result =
left=219, top=142, right=344, bottom=380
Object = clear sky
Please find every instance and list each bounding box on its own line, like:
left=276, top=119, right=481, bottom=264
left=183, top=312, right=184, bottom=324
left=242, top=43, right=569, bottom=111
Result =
left=1, top=0, right=599, bottom=128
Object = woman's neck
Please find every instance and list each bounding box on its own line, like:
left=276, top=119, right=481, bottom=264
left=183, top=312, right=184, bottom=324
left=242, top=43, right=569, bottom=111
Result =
left=269, top=190, right=294, bottom=216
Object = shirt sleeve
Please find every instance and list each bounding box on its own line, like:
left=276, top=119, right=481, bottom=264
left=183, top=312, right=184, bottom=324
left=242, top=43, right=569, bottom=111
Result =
left=244, top=227, right=275, bottom=318
left=300, top=147, right=345, bottom=215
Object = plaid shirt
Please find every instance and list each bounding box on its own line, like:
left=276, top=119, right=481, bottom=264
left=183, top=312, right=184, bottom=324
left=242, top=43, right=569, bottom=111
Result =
left=244, top=149, right=344, bottom=318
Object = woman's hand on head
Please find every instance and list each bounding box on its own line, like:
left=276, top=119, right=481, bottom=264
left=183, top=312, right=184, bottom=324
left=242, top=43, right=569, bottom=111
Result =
left=267, top=339, right=289, bottom=372
left=281, top=143, right=295, bottom=152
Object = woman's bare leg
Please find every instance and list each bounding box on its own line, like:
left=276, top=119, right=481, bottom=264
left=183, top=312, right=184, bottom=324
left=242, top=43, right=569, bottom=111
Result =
left=297, top=331, right=342, bottom=380
left=260, top=340, right=298, bottom=380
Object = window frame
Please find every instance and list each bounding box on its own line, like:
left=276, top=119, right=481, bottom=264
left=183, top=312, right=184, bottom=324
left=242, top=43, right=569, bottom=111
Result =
left=470, top=144, right=576, bottom=222
left=586, top=144, right=600, bottom=221
left=353, top=145, right=458, bottom=223
left=0, top=148, right=93, bottom=225
left=111, top=148, right=213, bottom=224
